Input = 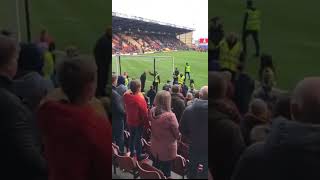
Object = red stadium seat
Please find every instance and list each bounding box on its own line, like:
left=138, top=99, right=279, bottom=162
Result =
left=137, top=161, right=167, bottom=179
left=172, top=155, right=189, bottom=179
left=113, top=145, right=139, bottom=179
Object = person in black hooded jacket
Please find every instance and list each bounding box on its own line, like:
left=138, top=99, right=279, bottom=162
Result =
left=233, top=77, right=320, bottom=180
left=94, top=27, right=112, bottom=97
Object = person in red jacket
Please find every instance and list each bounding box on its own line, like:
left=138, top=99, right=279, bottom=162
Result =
left=37, top=57, right=111, bottom=180
left=123, top=79, right=149, bottom=161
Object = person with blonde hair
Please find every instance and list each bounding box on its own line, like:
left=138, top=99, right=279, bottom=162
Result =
left=149, top=90, right=180, bottom=177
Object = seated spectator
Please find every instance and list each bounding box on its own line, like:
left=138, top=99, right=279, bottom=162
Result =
left=37, top=57, right=111, bottom=180
left=171, top=85, right=185, bottom=122
left=180, top=86, right=208, bottom=179
left=0, top=35, right=47, bottom=179
left=14, top=43, right=54, bottom=112
left=149, top=90, right=180, bottom=177
left=233, top=77, right=320, bottom=180
left=123, top=80, right=148, bottom=161
left=240, top=99, right=269, bottom=145
left=208, top=72, right=245, bottom=180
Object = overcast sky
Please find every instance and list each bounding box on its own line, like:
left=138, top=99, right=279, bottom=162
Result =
left=112, top=0, right=208, bottom=40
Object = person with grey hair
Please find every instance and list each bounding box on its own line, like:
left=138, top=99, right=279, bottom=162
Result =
left=240, top=98, right=269, bottom=145
left=233, top=77, right=320, bottom=180
left=0, top=35, right=48, bottom=179
left=180, top=86, right=208, bottom=179
left=149, top=90, right=180, bottom=177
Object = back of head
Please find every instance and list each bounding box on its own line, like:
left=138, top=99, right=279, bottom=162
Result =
left=249, top=99, right=268, bottom=117
left=117, top=75, right=125, bottom=86
left=18, top=43, right=43, bottom=73
left=291, top=77, right=320, bottom=124
left=274, top=94, right=291, bottom=120
left=0, top=35, right=18, bottom=77
left=186, top=93, right=193, bottom=100
left=58, top=56, right=97, bottom=103
left=226, top=32, right=238, bottom=44
left=129, top=79, right=141, bottom=94
left=171, top=84, right=180, bottom=94
left=199, top=86, right=208, bottom=100
left=209, top=72, right=227, bottom=100
left=112, top=74, right=118, bottom=86
left=154, top=90, right=171, bottom=113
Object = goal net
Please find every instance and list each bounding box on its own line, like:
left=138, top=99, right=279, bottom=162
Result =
left=112, top=55, right=174, bottom=87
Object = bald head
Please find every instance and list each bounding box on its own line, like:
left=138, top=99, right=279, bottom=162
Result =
left=199, top=86, right=208, bottom=100
left=209, top=72, right=227, bottom=100
left=291, top=77, right=320, bottom=124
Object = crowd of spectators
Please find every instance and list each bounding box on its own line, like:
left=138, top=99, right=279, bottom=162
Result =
left=112, top=31, right=189, bottom=54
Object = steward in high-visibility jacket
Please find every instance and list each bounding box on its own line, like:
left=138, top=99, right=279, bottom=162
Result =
left=219, top=35, right=242, bottom=73
left=242, top=0, right=261, bottom=56
left=185, top=63, right=191, bottom=80
left=178, top=73, right=185, bottom=85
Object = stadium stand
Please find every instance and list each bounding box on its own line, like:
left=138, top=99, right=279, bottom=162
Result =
left=112, top=12, right=192, bottom=55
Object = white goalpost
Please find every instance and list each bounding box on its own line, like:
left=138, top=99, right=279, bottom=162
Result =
left=113, top=55, right=175, bottom=78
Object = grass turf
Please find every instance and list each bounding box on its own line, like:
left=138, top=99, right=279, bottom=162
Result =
left=0, top=0, right=111, bottom=54
left=112, top=51, right=208, bottom=90
left=209, top=0, right=320, bottom=90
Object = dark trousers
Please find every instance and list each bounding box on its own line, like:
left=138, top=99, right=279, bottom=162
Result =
left=242, top=30, right=260, bottom=55
left=188, top=152, right=208, bottom=179
left=112, top=120, right=124, bottom=153
left=185, top=72, right=191, bottom=80
left=153, top=159, right=172, bottom=177
left=128, top=126, right=143, bottom=159
left=141, top=80, right=146, bottom=92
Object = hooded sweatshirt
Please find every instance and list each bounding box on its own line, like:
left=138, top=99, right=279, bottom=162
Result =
left=233, top=118, right=320, bottom=180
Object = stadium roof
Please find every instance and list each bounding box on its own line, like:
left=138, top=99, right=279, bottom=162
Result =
left=112, top=12, right=195, bottom=35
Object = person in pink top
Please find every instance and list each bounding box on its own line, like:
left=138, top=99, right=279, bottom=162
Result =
left=149, top=90, right=180, bottom=177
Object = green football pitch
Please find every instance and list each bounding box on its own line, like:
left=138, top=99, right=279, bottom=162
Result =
left=0, top=0, right=111, bottom=54
left=210, top=0, right=320, bottom=90
left=112, top=51, right=208, bottom=90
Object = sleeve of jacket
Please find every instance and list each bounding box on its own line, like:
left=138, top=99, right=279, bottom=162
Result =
left=169, top=113, right=180, bottom=140
left=0, top=93, right=47, bottom=176
left=179, top=107, right=191, bottom=138
left=138, top=97, right=149, bottom=125
left=112, top=90, right=125, bottom=116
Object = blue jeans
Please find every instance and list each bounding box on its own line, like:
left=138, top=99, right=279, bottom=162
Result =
left=112, top=120, right=124, bottom=153
left=128, top=126, right=143, bottom=158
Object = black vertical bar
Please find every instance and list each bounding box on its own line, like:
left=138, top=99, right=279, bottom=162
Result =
left=153, top=58, right=156, bottom=82
left=119, top=56, right=122, bottom=75
left=25, top=0, right=31, bottom=42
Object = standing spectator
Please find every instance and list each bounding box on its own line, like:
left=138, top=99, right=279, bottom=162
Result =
left=171, top=85, right=185, bottom=122
left=234, top=63, right=255, bottom=115
left=0, top=35, right=47, bottom=179
left=140, top=70, right=147, bottom=92
left=208, top=72, right=245, bottom=180
left=123, top=80, right=148, bottom=161
left=38, top=57, right=111, bottom=180
left=240, top=99, right=269, bottom=145
left=233, top=77, right=320, bottom=180
left=112, top=74, right=125, bottom=154
left=181, top=82, right=189, bottom=97
left=147, top=85, right=156, bottom=107
left=149, top=90, right=180, bottom=177
left=116, top=75, right=128, bottom=96
left=14, top=43, right=54, bottom=112
left=94, top=27, right=112, bottom=97
left=180, top=86, right=208, bottom=179
left=185, top=92, right=194, bottom=106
